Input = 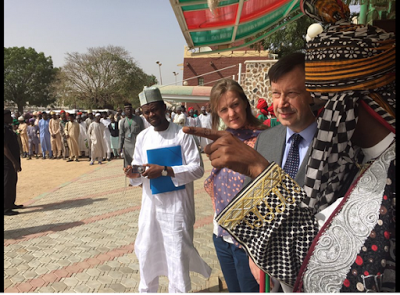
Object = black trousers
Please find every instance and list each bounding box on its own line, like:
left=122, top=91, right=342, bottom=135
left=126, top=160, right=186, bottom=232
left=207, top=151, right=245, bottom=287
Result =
left=4, top=165, right=17, bottom=210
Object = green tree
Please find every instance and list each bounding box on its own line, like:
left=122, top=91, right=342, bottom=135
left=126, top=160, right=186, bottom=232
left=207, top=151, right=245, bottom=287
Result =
left=4, top=47, right=58, bottom=113
left=61, top=45, right=157, bottom=110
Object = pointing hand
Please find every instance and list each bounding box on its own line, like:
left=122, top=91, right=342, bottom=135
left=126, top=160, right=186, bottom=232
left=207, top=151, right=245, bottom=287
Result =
left=182, top=127, right=270, bottom=178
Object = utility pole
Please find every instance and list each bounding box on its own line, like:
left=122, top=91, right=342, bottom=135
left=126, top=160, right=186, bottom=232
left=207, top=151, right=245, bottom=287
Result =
left=156, top=61, right=163, bottom=85
left=173, top=71, right=179, bottom=85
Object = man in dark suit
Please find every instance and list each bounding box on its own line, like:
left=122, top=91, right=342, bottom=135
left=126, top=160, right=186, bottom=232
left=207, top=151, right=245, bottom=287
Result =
left=4, top=109, right=24, bottom=216
left=250, top=52, right=316, bottom=187
left=243, top=52, right=317, bottom=291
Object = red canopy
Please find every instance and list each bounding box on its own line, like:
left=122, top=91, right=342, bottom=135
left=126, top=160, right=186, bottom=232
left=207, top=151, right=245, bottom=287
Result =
left=170, top=0, right=303, bottom=55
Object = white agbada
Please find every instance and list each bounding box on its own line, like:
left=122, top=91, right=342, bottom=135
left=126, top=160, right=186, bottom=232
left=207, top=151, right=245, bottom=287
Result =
left=185, top=116, right=201, bottom=148
left=100, top=118, right=112, bottom=157
left=185, top=116, right=201, bottom=128
left=198, top=113, right=213, bottom=151
left=130, top=122, right=212, bottom=292
left=87, top=121, right=106, bottom=161
left=173, top=112, right=186, bottom=127
left=78, top=121, right=89, bottom=156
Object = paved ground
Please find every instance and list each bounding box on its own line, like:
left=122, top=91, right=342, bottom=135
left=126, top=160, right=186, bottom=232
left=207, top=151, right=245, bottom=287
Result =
left=4, top=154, right=228, bottom=293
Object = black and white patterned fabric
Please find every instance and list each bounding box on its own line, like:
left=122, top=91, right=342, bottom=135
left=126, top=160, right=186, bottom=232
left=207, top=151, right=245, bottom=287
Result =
left=300, top=20, right=396, bottom=214
left=216, top=163, right=319, bottom=286
left=301, top=91, right=361, bottom=212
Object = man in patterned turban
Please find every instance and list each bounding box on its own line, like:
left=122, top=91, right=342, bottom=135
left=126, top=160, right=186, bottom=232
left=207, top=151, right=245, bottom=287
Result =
left=289, top=0, right=395, bottom=291
left=182, top=0, right=395, bottom=292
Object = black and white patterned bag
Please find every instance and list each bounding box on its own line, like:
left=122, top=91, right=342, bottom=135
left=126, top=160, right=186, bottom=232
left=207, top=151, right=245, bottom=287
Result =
left=216, top=163, right=318, bottom=287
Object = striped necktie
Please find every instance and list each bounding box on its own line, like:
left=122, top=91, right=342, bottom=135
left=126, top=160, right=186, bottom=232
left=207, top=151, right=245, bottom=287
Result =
left=283, top=133, right=302, bottom=179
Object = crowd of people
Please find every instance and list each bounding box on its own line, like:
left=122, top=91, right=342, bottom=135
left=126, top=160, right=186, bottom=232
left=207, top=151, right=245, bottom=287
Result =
left=4, top=102, right=213, bottom=219
left=10, top=109, right=121, bottom=163
left=7, top=103, right=215, bottom=165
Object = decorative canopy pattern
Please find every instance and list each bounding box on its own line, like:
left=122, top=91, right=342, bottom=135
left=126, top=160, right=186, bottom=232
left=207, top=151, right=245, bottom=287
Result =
left=170, top=0, right=303, bottom=55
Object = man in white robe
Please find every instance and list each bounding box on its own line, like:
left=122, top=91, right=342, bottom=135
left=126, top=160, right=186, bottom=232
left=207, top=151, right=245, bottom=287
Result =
left=124, top=86, right=211, bottom=293
left=100, top=113, right=112, bottom=161
left=77, top=115, right=89, bottom=157
left=185, top=109, right=201, bottom=150
left=87, top=113, right=106, bottom=165
left=173, top=106, right=186, bottom=127
left=84, top=111, right=94, bottom=160
left=197, top=106, right=213, bottom=152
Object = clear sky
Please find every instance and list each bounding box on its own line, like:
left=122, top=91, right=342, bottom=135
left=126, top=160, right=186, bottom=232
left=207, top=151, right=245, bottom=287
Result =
left=4, top=0, right=187, bottom=86
left=5, top=1, right=360, bottom=87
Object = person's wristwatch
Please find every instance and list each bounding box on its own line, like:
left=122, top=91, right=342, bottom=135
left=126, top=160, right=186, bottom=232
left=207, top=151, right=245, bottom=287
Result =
left=161, top=166, right=168, bottom=176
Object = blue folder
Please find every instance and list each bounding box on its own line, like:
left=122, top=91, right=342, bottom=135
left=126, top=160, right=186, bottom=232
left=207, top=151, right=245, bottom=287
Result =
left=147, top=145, right=185, bottom=194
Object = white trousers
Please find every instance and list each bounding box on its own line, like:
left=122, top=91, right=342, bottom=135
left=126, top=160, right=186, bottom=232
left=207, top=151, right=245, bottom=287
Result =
left=138, top=276, right=185, bottom=293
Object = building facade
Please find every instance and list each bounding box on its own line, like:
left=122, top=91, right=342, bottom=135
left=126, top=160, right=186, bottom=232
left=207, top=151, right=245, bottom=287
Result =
left=182, top=46, right=277, bottom=110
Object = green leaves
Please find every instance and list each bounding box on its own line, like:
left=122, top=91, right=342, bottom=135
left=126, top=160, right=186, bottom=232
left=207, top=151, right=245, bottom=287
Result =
left=4, top=47, right=57, bottom=112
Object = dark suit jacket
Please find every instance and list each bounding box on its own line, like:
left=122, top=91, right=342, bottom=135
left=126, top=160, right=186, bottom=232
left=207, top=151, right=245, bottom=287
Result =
left=244, top=124, right=313, bottom=187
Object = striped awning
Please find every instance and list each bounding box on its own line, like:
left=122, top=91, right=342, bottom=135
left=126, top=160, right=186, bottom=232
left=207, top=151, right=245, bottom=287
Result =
left=169, top=0, right=303, bottom=55
left=156, top=85, right=212, bottom=102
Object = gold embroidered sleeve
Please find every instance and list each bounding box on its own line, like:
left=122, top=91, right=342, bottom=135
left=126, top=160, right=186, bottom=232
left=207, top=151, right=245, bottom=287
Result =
left=216, top=162, right=304, bottom=230
left=216, top=162, right=318, bottom=287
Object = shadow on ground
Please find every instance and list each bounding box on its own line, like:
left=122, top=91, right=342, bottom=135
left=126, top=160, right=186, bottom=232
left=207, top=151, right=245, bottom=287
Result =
left=4, top=221, right=85, bottom=240
left=17, top=197, right=108, bottom=214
